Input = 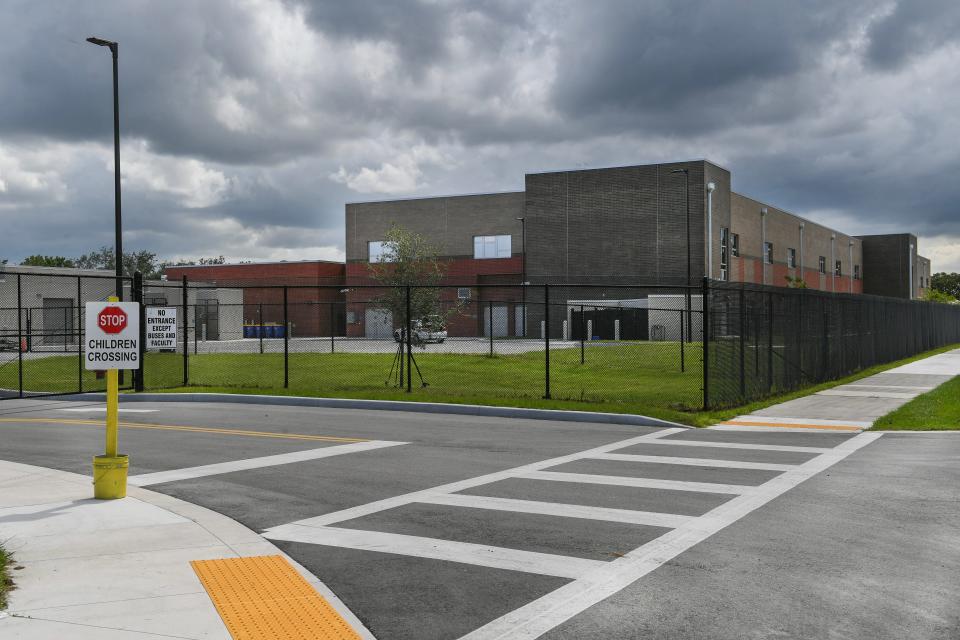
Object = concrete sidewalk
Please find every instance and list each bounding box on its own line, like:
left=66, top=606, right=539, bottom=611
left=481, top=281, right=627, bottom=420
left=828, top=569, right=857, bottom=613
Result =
left=713, top=347, right=960, bottom=432
left=0, top=460, right=373, bottom=639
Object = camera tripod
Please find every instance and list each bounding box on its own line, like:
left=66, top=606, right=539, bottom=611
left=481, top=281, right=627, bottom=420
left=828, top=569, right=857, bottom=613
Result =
left=386, top=337, right=428, bottom=388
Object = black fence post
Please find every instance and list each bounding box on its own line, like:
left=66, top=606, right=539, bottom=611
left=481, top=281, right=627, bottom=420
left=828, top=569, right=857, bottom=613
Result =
left=738, top=285, right=746, bottom=400
left=767, top=290, right=774, bottom=393
left=702, top=277, right=710, bottom=410
left=489, top=300, right=494, bottom=357
left=182, top=275, right=188, bottom=386
left=580, top=305, right=585, bottom=365
left=330, top=302, right=335, bottom=354
left=822, top=297, right=829, bottom=381
left=77, top=276, right=83, bottom=394
left=133, top=271, right=145, bottom=392
left=543, top=284, right=551, bottom=399
left=283, top=286, right=289, bottom=389
left=680, top=306, right=686, bottom=373
left=258, top=303, right=264, bottom=354
left=17, top=274, right=23, bottom=399
left=194, top=304, right=198, bottom=355
left=405, top=285, right=412, bottom=393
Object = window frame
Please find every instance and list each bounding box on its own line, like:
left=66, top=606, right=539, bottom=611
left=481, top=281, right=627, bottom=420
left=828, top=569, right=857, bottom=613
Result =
left=763, top=242, right=774, bottom=265
left=473, top=234, right=512, bottom=260
left=835, top=260, right=842, bottom=277
left=818, top=256, right=826, bottom=274
left=731, top=233, right=740, bottom=258
left=787, top=247, right=797, bottom=269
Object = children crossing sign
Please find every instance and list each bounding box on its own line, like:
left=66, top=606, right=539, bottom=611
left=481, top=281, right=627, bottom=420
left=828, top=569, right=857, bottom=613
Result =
left=145, top=307, right=178, bottom=350
left=85, top=301, right=140, bottom=369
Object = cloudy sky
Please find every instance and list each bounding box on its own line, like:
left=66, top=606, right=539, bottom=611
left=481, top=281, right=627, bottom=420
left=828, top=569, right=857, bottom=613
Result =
left=1, top=0, right=959, bottom=271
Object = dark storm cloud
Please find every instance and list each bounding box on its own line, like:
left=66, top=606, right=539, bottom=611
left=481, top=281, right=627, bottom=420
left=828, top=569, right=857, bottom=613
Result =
left=866, top=0, right=960, bottom=70
left=1, top=0, right=959, bottom=268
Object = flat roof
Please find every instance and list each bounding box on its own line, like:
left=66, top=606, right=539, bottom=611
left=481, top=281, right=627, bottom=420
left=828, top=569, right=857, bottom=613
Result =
left=166, top=259, right=344, bottom=269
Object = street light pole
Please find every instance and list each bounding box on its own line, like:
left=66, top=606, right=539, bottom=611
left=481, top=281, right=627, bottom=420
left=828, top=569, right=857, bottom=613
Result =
left=672, top=168, right=692, bottom=343
left=516, top=217, right=526, bottom=336
left=87, top=37, right=123, bottom=300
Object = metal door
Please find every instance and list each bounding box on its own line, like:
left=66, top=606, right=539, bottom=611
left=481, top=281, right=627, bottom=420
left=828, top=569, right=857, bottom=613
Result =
left=365, top=308, right=393, bottom=339
left=483, top=305, right=509, bottom=337
left=42, top=298, right=74, bottom=346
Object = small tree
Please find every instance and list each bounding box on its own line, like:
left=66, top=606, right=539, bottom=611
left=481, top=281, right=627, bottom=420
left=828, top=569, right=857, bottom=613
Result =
left=923, top=289, right=957, bottom=304
left=931, top=272, right=960, bottom=299
left=368, top=225, right=451, bottom=341
left=21, top=255, right=76, bottom=268
left=784, top=275, right=808, bottom=288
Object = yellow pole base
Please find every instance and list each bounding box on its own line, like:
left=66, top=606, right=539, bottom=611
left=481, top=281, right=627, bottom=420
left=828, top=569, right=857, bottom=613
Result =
left=93, top=454, right=129, bottom=500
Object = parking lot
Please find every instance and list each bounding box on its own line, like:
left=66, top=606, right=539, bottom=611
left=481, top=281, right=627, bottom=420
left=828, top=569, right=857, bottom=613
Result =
left=1, top=398, right=958, bottom=639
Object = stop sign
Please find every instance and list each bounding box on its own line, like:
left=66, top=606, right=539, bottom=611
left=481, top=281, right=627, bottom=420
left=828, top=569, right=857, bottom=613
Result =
left=97, top=306, right=128, bottom=334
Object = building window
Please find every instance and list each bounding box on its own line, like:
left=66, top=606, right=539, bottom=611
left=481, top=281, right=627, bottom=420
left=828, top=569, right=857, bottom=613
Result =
left=835, top=260, right=842, bottom=277
left=731, top=233, right=740, bottom=257
left=346, top=311, right=357, bottom=324
left=719, top=227, right=729, bottom=280
left=474, top=235, right=511, bottom=259
left=368, top=240, right=396, bottom=263
left=854, top=265, right=861, bottom=280
left=787, top=248, right=796, bottom=269
left=764, top=242, right=773, bottom=264
left=819, top=256, right=826, bottom=274
left=457, top=287, right=471, bottom=300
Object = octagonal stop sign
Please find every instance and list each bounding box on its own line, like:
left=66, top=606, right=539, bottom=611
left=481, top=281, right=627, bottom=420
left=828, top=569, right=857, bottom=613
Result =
left=98, top=306, right=128, bottom=334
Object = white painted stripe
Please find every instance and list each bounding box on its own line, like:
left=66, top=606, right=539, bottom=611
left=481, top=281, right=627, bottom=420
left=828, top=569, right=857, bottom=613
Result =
left=420, top=493, right=693, bottom=529
left=264, top=428, right=687, bottom=530
left=844, top=384, right=934, bottom=390
left=587, top=453, right=796, bottom=471
left=459, top=432, right=883, bottom=640
left=634, top=439, right=830, bottom=454
left=521, top=471, right=753, bottom=495
left=59, top=407, right=158, bottom=413
left=815, top=389, right=919, bottom=399
left=727, top=415, right=872, bottom=428
left=264, top=525, right=604, bottom=579
left=708, top=425, right=861, bottom=433
left=128, top=440, right=406, bottom=486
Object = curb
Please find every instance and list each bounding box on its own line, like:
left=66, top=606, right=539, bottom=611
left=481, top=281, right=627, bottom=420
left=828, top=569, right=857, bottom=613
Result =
left=56, top=392, right=690, bottom=429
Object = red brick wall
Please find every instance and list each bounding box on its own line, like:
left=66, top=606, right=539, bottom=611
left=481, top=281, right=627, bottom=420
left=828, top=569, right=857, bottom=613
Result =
left=164, top=262, right=347, bottom=337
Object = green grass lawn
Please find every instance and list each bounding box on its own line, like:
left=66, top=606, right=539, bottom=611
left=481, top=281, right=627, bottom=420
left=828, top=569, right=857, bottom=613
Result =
left=873, top=375, right=960, bottom=430
left=4, top=342, right=958, bottom=428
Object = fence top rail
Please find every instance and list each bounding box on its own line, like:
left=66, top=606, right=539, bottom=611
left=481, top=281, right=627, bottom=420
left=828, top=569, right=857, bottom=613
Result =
left=169, top=282, right=703, bottom=291
left=9, top=271, right=133, bottom=282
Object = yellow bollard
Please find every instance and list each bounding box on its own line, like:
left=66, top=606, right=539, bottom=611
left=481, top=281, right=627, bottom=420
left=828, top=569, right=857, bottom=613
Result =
left=93, top=296, right=128, bottom=500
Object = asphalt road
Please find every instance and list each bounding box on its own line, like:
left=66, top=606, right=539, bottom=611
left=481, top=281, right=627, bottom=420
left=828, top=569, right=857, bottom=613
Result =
left=0, top=398, right=957, bottom=640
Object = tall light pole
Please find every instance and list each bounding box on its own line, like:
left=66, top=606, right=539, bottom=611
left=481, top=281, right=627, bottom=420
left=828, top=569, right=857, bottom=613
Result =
left=672, top=168, right=691, bottom=343
left=87, top=36, right=123, bottom=300
left=516, top=217, right=526, bottom=336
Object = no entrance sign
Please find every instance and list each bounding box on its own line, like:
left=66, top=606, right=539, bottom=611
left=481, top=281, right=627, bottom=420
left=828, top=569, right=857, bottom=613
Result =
left=85, top=301, right=140, bottom=369
left=146, top=307, right=178, bottom=351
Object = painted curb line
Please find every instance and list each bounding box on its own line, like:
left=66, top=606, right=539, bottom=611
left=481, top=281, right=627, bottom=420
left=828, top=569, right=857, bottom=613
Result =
left=55, top=392, right=690, bottom=429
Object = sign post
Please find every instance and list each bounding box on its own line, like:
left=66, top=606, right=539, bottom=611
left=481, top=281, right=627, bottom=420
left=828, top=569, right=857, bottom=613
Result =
left=85, top=297, right=140, bottom=499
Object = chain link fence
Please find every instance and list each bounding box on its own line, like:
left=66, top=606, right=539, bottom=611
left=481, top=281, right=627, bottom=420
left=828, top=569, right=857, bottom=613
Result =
left=704, top=280, right=960, bottom=408
left=4, top=271, right=958, bottom=415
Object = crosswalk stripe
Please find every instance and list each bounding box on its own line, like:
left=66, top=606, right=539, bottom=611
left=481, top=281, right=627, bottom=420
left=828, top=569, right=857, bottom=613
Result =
left=521, top=470, right=754, bottom=495
left=419, top=493, right=693, bottom=528
left=634, top=439, right=831, bottom=454
left=587, top=453, right=796, bottom=471
left=263, top=525, right=605, bottom=579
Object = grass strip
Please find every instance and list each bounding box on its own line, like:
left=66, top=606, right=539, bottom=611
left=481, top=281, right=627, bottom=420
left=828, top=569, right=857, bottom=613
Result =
left=873, top=375, right=960, bottom=431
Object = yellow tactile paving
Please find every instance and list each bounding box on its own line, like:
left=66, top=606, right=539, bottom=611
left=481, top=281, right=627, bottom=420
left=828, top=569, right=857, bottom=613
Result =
left=0, top=417, right=368, bottom=443
left=191, top=555, right=362, bottom=640
left=720, top=420, right=863, bottom=431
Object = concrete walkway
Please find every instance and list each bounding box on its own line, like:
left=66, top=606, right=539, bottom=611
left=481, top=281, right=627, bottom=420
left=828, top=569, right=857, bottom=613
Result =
left=712, top=347, right=960, bottom=432
left=0, top=460, right=373, bottom=639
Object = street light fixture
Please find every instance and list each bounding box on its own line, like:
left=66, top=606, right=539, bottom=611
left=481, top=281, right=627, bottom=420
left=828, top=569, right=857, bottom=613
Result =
left=671, top=168, right=692, bottom=343
left=87, top=36, right=123, bottom=300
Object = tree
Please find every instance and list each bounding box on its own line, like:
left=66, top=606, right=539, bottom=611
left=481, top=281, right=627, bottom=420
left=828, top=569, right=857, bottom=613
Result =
left=20, top=255, right=76, bottom=268
left=784, top=275, right=808, bottom=289
left=75, top=246, right=162, bottom=279
left=923, top=289, right=957, bottom=304
left=367, top=224, right=452, bottom=343
left=931, top=272, right=960, bottom=299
